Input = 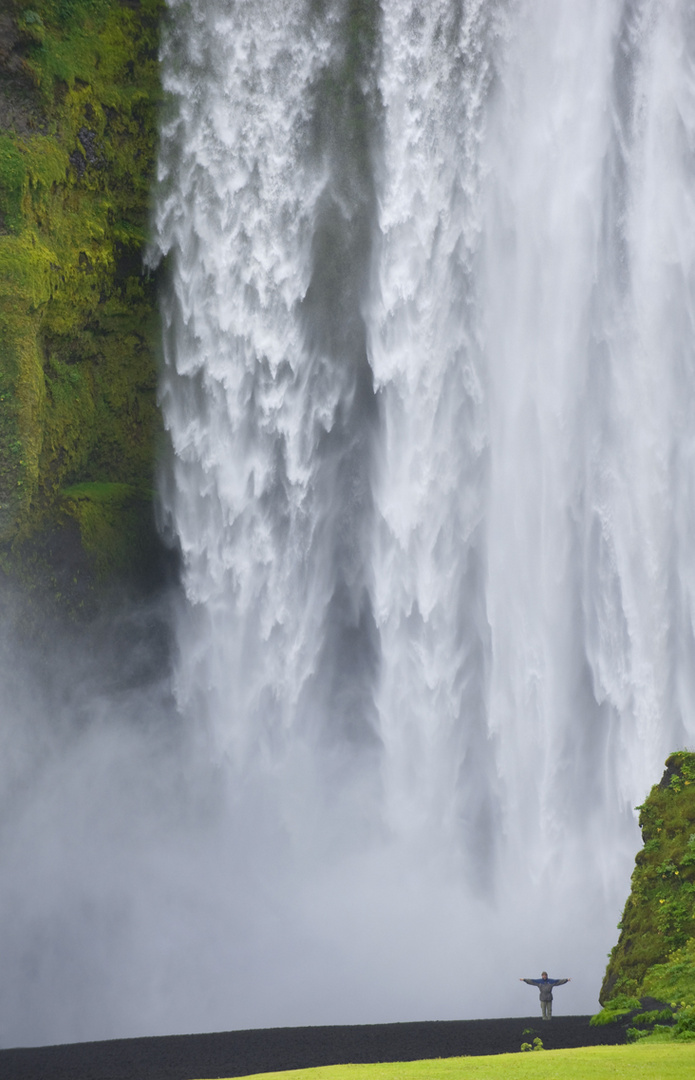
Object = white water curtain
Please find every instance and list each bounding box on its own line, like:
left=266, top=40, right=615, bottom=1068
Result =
left=157, top=0, right=695, bottom=914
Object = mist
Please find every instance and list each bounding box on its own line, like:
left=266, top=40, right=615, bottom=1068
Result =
left=0, top=588, right=637, bottom=1048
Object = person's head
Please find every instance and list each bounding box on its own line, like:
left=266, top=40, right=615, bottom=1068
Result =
left=541, top=971, right=548, bottom=979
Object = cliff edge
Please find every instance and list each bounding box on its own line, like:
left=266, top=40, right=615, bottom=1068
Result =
left=595, top=751, right=695, bottom=1039
left=0, top=0, right=167, bottom=615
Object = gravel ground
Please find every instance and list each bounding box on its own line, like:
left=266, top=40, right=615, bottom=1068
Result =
left=0, top=1015, right=627, bottom=1080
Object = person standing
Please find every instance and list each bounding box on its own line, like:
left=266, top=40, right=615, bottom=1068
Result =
left=520, top=971, right=570, bottom=1019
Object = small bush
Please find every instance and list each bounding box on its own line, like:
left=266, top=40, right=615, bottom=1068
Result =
left=673, top=1005, right=695, bottom=1039
left=590, top=995, right=641, bottom=1026
left=631, top=1009, right=665, bottom=1027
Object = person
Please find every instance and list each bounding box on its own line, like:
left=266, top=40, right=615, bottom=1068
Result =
left=519, top=971, right=570, bottom=1020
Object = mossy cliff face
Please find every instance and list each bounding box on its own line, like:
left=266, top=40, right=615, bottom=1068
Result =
left=0, top=0, right=165, bottom=609
left=600, top=752, right=695, bottom=1006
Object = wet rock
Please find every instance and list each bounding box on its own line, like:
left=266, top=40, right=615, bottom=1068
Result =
left=77, top=127, right=101, bottom=165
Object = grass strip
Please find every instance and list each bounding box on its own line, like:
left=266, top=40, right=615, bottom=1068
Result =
left=193, top=1042, right=695, bottom=1080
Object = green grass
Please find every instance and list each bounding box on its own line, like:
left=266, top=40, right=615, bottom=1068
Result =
left=192, top=1043, right=695, bottom=1080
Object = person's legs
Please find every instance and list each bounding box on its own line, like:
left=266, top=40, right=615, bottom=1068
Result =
left=541, top=1000, right=552, bottom=1020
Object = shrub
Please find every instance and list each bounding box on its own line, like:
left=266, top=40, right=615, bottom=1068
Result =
left=590, top=995, right=641, bottom=1026
left=520, top=1037, right=544, bottom=1052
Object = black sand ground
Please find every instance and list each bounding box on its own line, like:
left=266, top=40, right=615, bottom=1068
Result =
left=0, top=1016, right=627, bottom=1080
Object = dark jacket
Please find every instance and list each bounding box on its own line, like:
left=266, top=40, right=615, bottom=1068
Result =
left=522, top=977, right=568, bottom=1002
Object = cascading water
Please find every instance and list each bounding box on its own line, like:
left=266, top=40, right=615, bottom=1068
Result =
left=155, top=0, right=383, bottom=801
left=150, top=0, right=695, bottom=1019
left=1, top=0, right=695, bottom=1050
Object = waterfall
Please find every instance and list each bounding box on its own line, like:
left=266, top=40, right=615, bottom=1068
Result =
left=2, top=0, right=695, bottom=1050
left=155, top=0, right=383, bottom=795
left=150, top=0, right=695, bottom=1024
left=147, top=0, right=695, bottom=1024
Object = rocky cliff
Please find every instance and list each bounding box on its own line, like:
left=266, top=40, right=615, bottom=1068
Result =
left=0, top=0, right=166, bottom=615
left=599, top=751, right=695, bottom=1020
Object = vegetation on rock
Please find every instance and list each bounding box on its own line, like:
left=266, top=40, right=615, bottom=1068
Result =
left=0, top=0, right=166, bottom=612
left=594, top=751, right=695, bottom=1040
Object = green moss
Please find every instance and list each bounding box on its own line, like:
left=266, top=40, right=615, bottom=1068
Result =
left=601, top=752, right=695, bottom=1004
left=0, top=135, right=27, bottom=231
left=642, top=939, right=695, bottom=1007
left=0, top=301, right=45, bottom=533
left=0, top=0, right=165, bottom=607
left=61, top=480, right=156, bottom=578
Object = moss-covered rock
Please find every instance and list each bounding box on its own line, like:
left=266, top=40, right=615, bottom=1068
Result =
left=0, top=0, right=167, bottom=612
left=600, top=752, right=695, bottom=1005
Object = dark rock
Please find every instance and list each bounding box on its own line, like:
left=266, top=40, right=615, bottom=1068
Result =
left=77, top=126, right=101, bottom=164
left=0, top=1016, right=628, bottom=1080
left=69, top=148, right=87, bottom=177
